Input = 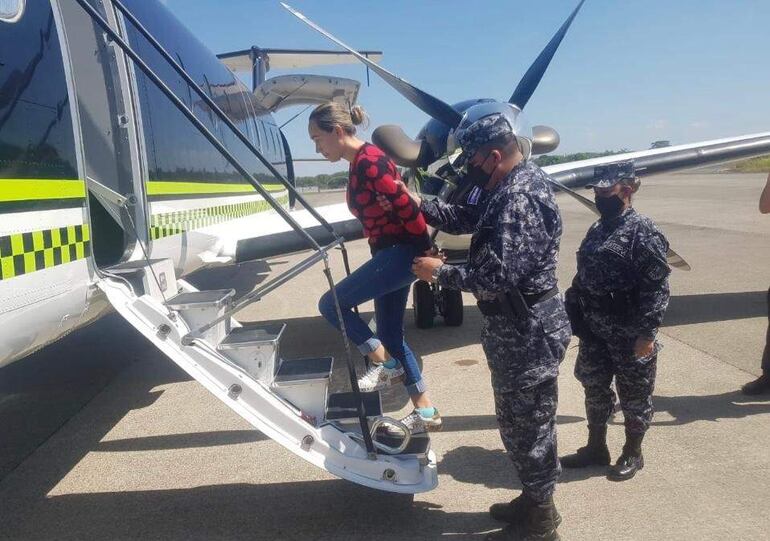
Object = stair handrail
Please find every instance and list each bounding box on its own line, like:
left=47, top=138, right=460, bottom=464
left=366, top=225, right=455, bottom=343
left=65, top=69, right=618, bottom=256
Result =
left=73, top=0, right=376, bottom=458
left=181, top=238, right=343, bottom=344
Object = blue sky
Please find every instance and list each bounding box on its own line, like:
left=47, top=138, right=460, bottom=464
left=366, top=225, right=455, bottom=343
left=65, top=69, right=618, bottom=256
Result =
left=163, top=0, right=770, bottom=176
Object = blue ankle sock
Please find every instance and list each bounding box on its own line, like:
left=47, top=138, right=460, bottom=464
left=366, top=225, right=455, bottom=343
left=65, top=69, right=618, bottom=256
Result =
left=383, top=358, right=398, bottom=369
left=416, top=406, right=436, bottom=418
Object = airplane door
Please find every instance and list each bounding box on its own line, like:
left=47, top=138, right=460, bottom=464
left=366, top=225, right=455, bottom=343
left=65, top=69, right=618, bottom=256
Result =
left=56, top=0, right=145, bottom=268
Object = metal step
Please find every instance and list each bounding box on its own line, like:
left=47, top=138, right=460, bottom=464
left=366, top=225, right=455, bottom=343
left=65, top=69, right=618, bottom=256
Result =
left=166, top=289, right=235, bottom=309
left=219, top=323, right=286, bottom=349
left=168, top=289, right=235, bottom=345
left=274, top=356, right=332, bottom=383
left=217, top=323, right=285, bottom=383
left=105, top=258, right=178, bottom=300
left=272, top=357, right=333, bottom=424
left=325, top=391, right=382, bottom=421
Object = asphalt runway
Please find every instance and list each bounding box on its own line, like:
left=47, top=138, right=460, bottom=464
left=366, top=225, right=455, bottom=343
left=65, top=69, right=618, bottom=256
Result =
left=1, top=172, right=768, bottom=540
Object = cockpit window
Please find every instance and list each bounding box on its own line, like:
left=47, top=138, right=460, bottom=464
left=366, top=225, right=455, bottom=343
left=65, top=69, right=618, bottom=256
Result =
left=0, top=0, right=25, bottom=23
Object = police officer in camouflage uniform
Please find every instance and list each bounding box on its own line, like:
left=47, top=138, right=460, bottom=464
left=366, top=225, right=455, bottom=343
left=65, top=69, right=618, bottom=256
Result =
left=562, top=161, right=670, bottom=481
left=405, top=105, right=571, bottom=541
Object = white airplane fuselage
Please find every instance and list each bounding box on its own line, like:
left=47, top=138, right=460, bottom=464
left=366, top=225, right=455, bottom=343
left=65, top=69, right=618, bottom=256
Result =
left=0, top=0, right=295, bottom=368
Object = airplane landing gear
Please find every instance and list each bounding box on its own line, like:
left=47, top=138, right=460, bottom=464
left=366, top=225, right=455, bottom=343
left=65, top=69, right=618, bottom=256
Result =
left=412, top=281, right=463, bottom=329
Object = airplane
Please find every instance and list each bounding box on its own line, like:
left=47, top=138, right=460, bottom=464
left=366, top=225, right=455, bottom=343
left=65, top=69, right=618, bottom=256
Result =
left=2, top=0, right=769, bottom=494
left=282, top=0, right=770, bottom=328
left=1, top=0, right=436, bottom=494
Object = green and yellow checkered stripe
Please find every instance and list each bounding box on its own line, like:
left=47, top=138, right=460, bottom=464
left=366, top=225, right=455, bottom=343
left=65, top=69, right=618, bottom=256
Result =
left=0, top=224, right=91, bottom=281
left=150, top=195, right=289, bottom=240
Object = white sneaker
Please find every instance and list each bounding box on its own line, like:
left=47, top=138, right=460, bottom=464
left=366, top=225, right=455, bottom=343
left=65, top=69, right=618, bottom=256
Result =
left=357, top=362, right=404, bottom=392
left=385, top=408, right=442, bottom=435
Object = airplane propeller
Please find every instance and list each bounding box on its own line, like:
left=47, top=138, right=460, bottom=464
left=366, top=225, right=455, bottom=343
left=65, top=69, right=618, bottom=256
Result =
left=280, top=2, right=462, bottom=128
left=282, top=2, right=690, bottom=271
left=509, top=0, right=586, bottom=109
left=283, top=1, right=585, bottom=126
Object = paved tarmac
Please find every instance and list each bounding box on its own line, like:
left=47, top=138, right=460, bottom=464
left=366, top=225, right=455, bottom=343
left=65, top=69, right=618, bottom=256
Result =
left=1, top=172, right=769, bottom=540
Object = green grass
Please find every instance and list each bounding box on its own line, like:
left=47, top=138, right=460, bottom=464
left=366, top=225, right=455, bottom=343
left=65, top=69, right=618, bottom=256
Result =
left=730, top=155, right=770, bottom=173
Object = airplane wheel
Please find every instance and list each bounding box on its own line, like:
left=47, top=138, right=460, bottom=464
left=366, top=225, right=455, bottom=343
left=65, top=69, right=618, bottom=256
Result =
left=442, top=288, right=464, bottom=327
left=413, top=280, right=435, bottom=329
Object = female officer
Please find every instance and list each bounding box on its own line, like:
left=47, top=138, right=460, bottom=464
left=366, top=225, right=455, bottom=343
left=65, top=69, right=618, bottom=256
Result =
left=309, top=101, right=441, bottom=433
left=563, top=161, right=670, bottom=481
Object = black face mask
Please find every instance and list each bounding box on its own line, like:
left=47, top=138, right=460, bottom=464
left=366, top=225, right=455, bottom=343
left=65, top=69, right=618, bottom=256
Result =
left=594, top=194, right=625, bottom=219
left=464, top=152, right=493, bottom=188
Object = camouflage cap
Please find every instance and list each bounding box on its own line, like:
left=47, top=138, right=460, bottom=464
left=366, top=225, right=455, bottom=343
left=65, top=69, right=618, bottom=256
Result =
left=586, top=161, right=636, bottom=189
left=455, top=113, right=515, bottom=159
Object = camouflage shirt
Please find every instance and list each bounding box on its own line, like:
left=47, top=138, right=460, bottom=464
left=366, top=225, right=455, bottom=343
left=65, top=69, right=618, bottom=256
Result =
left=567, top=207, right=671, bottom=340
left=420, top=160, right=563, bottom=301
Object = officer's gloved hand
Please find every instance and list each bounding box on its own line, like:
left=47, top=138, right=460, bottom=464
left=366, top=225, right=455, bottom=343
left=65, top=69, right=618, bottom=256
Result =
left=564, top=287, right=588, bottom=339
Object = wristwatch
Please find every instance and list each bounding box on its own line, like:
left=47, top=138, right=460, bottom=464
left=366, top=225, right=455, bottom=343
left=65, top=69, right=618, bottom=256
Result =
left=431, top=264, right=444, bottom=284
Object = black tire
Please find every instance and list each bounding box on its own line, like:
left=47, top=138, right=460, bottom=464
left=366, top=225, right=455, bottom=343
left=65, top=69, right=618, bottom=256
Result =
left=442, top=288, right=464, bottom=326
left=413, top=280, right=435, bottom=329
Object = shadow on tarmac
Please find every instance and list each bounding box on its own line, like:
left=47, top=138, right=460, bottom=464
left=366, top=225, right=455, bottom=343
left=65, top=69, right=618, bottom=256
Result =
left=3, top=477, right=493, bottom=540
left=0, top=314, right=159, bottom=480
left=440, top=445, right=610, bottom=490
left=93, top=429, right=269, bottom=453
left=652, top=390, right=770, bottom=425
left=663, top=290, right=768, bottom=327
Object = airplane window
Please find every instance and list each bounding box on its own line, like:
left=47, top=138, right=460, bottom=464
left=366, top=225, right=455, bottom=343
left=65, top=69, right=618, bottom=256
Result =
left=0, top=1, right=77, bottom=183
left=0, top=0, right=24, bottom=23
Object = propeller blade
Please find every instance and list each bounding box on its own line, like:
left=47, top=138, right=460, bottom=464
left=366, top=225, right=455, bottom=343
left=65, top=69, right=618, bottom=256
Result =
left=281, top=3, right=462, bottom=128
left=547, top=178, right=691, bottom=271
left=509, top=0, right=586, bottom=109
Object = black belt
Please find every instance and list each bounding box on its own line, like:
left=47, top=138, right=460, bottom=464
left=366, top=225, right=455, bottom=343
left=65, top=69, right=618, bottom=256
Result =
left=580, top=290, right=636, bottom=314
left=477, top=287, right=559, bottom=317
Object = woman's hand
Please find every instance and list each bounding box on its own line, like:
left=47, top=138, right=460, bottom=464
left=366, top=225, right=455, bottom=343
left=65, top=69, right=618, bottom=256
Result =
left=376, top=179, right=421, bottom=211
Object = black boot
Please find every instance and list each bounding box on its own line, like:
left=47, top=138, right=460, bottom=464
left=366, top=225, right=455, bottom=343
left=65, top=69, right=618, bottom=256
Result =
left=560, top=424, right=610, bottom=468
left=489, top=492, right=562, bottom=528
left=608, top=431, right=644, bottom=481
left=485, top=496, right=561, bottom=541
left=741, top=374, right=770, bottom=396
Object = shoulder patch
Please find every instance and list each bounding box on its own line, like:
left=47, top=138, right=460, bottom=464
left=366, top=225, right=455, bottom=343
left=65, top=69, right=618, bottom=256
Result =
left=602, top=238, right=630, bottom=259
left=467, top=186, right=482, bottom=206
left=638, top=242, right=670, bottom=281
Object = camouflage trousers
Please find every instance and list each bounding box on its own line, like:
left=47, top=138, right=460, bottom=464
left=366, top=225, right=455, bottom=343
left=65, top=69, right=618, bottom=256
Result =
left=480, top=296, right=571, bottom=502
left=575, top=335, right=658, bottom=434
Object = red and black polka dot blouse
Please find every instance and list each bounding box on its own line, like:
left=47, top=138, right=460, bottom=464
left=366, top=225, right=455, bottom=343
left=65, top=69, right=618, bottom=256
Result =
left=347, top=143, right=431, bottom=253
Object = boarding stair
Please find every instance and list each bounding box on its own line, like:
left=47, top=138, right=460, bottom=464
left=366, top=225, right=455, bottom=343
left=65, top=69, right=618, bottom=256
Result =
left=99, top=258, right=435, bottom=493
left=76, top=0, right=437, bottom=493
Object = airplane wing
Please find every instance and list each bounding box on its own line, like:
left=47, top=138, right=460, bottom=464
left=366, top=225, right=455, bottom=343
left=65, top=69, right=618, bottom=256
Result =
left=423, top=131, right=770, bottom=271
left=543, top=131, right=770, bottom=187
left=217, top=48, right=383, bottom=72
left=193, top=200, right=363, bottom=263
left=220, top=131, right=770, bottom=266
left=230, top=202, right=362, bottom=262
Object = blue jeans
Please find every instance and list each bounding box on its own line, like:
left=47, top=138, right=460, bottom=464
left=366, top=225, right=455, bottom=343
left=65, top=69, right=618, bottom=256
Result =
left=318, top=244, right=427, bottom=396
